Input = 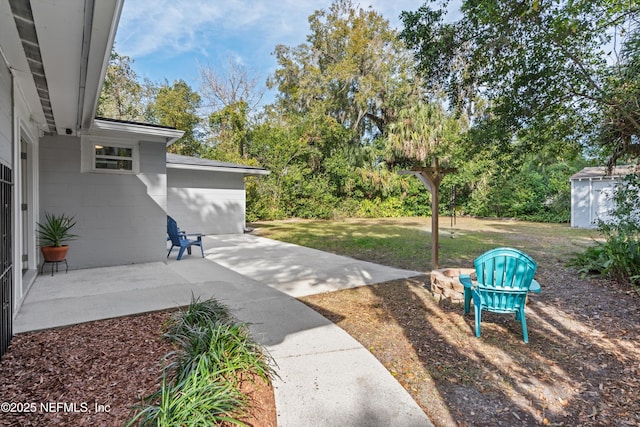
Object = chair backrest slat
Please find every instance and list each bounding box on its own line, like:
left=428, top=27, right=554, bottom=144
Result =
left=473, top=247, right=537, bottom=312
left=167, top=216, right=182, bottom=245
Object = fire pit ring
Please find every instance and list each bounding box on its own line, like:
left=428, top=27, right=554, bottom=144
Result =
left=429, top=268, right=476, bottom=303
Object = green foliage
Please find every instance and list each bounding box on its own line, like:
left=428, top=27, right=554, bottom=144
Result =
left=400, top=0, right=640, bottom=166
left=128, top=297, right=274, bottom=427
left=571, top=173, right=640, bottom=285
left=167, top=297, right=233, bottom=335
left=598, top=26, right=640, bottom=168
left=208, top=101, right=251, bottom=161
left=147, top=80, right=203, bottom=157
left=386, top=102, right=465, bottom=166
left=269, top=0, right=418, bottom=141
left=355, top=197, right=405, bottom=218
left=129, top=367, right=247, bottom=427
left=100, top=5, right=603, bottom=227
left=97, top=51, right=146, bottom=121
left=36, top=212, right=77, bottom=247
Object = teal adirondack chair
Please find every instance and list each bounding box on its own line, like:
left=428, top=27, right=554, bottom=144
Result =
left=460, top=248, right=541, bottom=343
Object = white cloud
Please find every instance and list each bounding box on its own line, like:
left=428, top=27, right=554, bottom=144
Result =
left=116, top=0, right=267, bottom=58
left=116, top=0, right=429, bottom=59
left=114, top=1, right=452, bottom=88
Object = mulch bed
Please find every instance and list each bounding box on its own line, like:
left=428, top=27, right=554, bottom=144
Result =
left=0, top=310, right=276, bottom=427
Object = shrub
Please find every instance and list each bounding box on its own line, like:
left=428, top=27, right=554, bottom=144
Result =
left=128, top=297, right=275, bottom=426
left=356, top=197, right=405, bottom=218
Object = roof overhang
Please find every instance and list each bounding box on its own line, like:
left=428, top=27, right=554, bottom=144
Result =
left=92, top=118, right=184, bottom=145
left=570, top=165, right=637, bottom=181
left=166, top=153, right=270, bottom=176
left=1, top=0, right=123, bottom=136
left=167, top=162, right=271, bottom=176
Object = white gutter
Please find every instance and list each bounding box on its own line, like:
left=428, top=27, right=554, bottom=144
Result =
left=167, top=162, right=270, bottom=175
left=92, top=119, right=184, bottom=145
left=82, top=0, right=125, bottom=132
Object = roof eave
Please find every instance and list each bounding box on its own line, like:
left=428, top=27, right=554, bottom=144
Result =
left=81, top=0, right=126, bottom=133
left=92, top=118, right=184, bottom=144
left=167, top=163, right=271, bottom=175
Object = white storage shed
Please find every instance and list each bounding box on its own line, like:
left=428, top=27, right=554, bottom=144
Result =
left=570, top=165, right=635, bottom=228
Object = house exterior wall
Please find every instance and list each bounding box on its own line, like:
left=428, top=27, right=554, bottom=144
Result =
left=0, top=53, right=11, bottom=166
left=39, top=136, right=168, bottom=268
left=14, top=94, right=40, bottom=312
left=571, top=178, right=618, bottom=228
left=167, top=168, right=246, bottom=235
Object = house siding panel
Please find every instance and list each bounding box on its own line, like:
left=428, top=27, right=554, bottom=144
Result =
left=167, top=168, right=246, bottom=235
left=0, top=55, right=11, bottom=166
left=39, top=135, right=167, bottom=269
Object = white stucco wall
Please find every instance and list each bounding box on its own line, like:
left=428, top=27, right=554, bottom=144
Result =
left=39, top=136, right=168, bottom=269
left=167, top=168, right=246, bottom=235
left=571, top=178, right=617, bottom=228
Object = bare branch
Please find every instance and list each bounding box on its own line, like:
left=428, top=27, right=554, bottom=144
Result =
left=198, top=57, right=265, bottom=113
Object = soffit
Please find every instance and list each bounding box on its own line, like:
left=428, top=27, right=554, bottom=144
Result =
left=3, top=0, right=121, bottom=136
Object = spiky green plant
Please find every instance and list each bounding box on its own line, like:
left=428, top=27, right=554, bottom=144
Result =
left=36, top=212, right=77, bottom=247
left=128, top=362, right=248, bottom=427
left=128, top=297, right=276, bottom=427
left=166, top=295, right=232, bottom=336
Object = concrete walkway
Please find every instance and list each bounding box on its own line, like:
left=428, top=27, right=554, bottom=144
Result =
left=14, top=234, right=432, bottom=426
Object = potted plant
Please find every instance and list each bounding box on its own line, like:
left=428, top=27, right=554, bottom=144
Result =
left=37, top=212, right=77, bottom=262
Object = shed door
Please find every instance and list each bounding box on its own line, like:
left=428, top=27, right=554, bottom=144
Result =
left=592, top=181, right=615, bottom=225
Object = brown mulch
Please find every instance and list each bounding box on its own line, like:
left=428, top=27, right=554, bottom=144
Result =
left=300, top=267, right=640, bottom=426
left=0, top=310, right=276, bottom=427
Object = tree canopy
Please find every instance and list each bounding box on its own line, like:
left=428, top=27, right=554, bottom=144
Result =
left=147, top=80, right=202, bottom=156
left=269, top=0, right=420, bottom=144
left=96, top=0, right=626, bottom=224
left=400, top=0, right=640, bottom=168
left=97, top=51, right=145, bottom=121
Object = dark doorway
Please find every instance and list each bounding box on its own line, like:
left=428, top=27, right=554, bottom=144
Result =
left=1, top=162, right=13, bottom=358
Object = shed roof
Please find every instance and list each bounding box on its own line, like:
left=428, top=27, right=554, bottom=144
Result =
left=570, top=165, right=637, bottom=180
left=166, top=153, right=270, bottom=176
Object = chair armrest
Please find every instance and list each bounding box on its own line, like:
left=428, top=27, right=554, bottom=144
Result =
left=459, top=274, right=474, bottom=289
left=529, top=279, right=541, bottom=293
left=184, top=233, right=203, bottom=239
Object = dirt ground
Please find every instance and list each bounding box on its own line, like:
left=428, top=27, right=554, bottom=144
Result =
left=301, top=267, right=640, bottom=426
left=0, top=310, right=276, bottom=427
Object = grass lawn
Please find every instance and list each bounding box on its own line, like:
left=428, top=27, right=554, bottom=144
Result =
left=252, top=217, right=640, bottom=426
left=251, top=216, right=599, bottom=271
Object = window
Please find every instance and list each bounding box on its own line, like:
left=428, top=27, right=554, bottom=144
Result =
left=94, top=145, right=134, bottom=171
left=81, top=137, right=139, bottom=174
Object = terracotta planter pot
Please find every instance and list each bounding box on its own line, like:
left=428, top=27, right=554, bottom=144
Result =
left=41, top=246, right=69, bottom=262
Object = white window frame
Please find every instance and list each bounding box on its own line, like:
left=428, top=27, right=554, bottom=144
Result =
left=81, top=136, right=139, bottom=174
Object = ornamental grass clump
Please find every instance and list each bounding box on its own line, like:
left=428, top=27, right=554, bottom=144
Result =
left=127, top=296, right=275, bottom=427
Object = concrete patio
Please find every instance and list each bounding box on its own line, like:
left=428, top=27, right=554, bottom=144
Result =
left=14, top=234, right=432, bottom=426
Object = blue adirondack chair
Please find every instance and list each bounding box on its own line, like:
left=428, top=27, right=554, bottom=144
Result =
left=167, top=216, right=204, bottom=260
left=460, top=247, right=541, bottom=343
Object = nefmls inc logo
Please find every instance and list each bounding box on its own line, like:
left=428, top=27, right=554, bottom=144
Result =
left=40, top=402, right=89, bottom=413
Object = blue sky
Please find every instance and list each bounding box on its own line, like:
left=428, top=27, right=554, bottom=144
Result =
left=114, top=1, right=460, bottom=104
